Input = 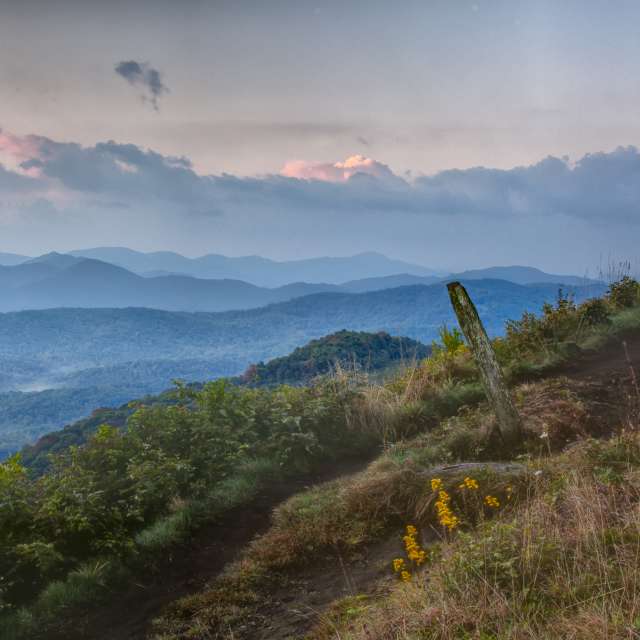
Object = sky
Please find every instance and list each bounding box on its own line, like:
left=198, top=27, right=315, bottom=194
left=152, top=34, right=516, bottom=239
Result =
left=1, top=0, right=639, bottom=273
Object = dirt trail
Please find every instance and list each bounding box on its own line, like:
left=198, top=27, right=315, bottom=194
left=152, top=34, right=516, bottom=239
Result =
left=54, top=331, right=640, bottom=640
left=48, top=459, right=369, bottom=640
left=551, top=332, right=640, bottom=432
left=554, top=331, right=640, bottom=381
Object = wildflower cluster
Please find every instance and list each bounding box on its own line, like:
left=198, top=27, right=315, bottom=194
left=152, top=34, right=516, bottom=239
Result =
left=403, top=524, right=427, bottom=565
left=391, top=557, right=412, bottom=582
left=431, top=476, right=506, bottom=532
left=393, top=524, right=428, bottom=581
left=458, top=476, right=479, bottom=490
left=433, top=485, right=460, bottom=531
left=484, top=495, right=500, bottom=509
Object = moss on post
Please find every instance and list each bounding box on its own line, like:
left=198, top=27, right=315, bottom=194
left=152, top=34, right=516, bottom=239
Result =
left=447, top=281, right=522, bottom=446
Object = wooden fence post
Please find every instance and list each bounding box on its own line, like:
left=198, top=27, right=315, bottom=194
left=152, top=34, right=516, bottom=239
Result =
left=447, top=281, right=522, bottom=445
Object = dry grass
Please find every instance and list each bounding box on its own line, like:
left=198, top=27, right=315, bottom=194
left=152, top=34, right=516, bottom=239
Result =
left=308, top=432, right=640, bottom=640
left=152, top=376, right=637, bottom=640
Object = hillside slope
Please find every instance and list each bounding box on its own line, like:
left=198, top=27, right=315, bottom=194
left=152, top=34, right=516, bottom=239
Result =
left=0, top=251, right=601, bottom=313
left=451, top=264, right=598, bottom=285
left=17, top=330, right=427, bottom=472
left=38, top=328, right=640, bottom=640
left=0, top=252, right=30, bottom=266
left=240, top=330, right=429, bottom=387
left=145, top=334, right=640, bottom=640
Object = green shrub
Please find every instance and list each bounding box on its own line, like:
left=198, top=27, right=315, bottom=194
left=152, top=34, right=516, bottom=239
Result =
left=608, top=276, right=640, bottom=309
left=579, top=297, right=611, bottom=327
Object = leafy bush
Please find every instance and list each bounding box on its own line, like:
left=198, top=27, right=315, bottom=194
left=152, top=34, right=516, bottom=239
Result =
left=432, top=325, right=466, bottom=356
left=608, top=275, right=640, bottom=309
left=0, top=376, right=371, bottom=617
left=579, top=297, right=611, bottom=327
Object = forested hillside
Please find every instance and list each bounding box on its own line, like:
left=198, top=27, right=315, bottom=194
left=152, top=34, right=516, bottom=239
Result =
left=241, top=330, right=429, bottom=386
left=0, top=253, right=344, bottom=312
left=16, top=330, right=429, bottom=472
left=0, top=280, right=605, bottom=372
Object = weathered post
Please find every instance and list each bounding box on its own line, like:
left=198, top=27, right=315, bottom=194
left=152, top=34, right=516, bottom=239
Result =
left=447, top=281, right=522, bottom=446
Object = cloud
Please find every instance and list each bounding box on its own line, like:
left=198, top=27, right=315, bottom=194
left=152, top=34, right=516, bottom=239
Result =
left=0, top=163, right=41, bottom=197
left=412, top=147, right=640, bottom=221
left=3, top=130, right=640, bottom=226
left=115, top=60, right=169, bottom=111
left=280, top=155, right=397, bottom=182
left=0, top=128, right=45, bottom=165
left=0, top=129, right=639, bottom=270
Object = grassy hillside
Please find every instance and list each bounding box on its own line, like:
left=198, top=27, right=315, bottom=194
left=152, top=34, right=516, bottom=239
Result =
left=0, top=276, right=638, bottom=639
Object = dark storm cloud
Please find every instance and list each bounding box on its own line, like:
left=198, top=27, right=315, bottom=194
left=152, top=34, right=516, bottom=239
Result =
left=115, top=60, right=169, bottom=111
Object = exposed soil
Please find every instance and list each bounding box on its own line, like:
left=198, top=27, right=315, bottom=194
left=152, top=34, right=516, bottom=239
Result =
left=247, top=537, right=400, bottom=640
left=554, top=332, right=640, bottom=432
left=52, top=331, right=640, bottom=640
left=555, top=331, right=640, bottom=382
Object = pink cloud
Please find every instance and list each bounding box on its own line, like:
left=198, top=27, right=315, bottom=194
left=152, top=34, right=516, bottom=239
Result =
left=0, top=130, right=44, bottom=163
left=281, top=154, right=396, bottom=182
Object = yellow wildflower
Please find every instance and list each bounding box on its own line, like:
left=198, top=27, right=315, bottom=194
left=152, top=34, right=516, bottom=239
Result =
left=484, top=495, right=500, bottom=509
left=458, top=476, right=479, bottom=490
left=435, top=487, right=459, bottom=530
left=395, top=523, right=429, bottom=575
left=392, top=558, right=405, bottom=572
left=430, top=478, right=443, bottom=491
left=400, top=570, right=412, bottom=582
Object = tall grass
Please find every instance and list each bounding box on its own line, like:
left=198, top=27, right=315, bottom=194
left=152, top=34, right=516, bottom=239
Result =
left=0, top=559, right=126, bottom=640
left=136, top=457, right=281, bottom=552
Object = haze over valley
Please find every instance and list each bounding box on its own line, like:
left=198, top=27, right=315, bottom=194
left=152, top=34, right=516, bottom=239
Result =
left=0, top=247, right=606, bottom=457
